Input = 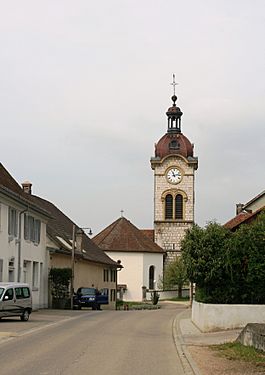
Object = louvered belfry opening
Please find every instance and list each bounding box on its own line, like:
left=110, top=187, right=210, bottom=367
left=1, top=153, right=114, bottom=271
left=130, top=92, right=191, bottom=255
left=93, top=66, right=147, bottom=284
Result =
left=165, top=194, right=173, bottom=219
left=175, top=194, right=183, bottom=219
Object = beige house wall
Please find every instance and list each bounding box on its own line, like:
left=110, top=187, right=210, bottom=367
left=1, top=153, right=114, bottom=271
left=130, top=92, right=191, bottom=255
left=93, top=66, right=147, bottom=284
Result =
left=49, top=253, right=117, bottom=310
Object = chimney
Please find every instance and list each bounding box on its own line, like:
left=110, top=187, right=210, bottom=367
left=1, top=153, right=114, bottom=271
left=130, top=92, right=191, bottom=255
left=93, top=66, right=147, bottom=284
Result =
left=75, top=228, right=85, bottom=252
left=236, top=203, right=244, bottom=215
left=22, top=181, right=32, bottom=195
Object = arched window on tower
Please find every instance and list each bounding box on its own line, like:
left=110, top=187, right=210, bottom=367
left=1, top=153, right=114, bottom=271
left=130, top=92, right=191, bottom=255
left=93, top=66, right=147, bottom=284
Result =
left=149, top=266, right=155, bottom=289
left=175, top=194, right=183, bottom=219
left=165, top=194, right=173, bottom=219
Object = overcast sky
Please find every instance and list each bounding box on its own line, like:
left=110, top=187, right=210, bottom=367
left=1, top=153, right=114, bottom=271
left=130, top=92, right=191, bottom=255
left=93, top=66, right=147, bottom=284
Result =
left=1, top=1, right=264, bottom=235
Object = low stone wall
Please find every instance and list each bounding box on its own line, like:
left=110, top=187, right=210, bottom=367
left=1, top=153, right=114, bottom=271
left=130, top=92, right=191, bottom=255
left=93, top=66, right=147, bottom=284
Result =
left=192, top=300, right=265, bottom=332
left=237, top=323, right=265, bottom=352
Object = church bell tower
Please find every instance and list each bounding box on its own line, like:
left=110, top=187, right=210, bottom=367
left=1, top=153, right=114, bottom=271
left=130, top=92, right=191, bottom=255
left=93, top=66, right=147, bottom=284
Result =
left=151, top=77, right=198, bottom=263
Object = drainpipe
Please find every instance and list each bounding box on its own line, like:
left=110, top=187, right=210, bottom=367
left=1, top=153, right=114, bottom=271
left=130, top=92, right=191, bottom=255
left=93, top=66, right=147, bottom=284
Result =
left=17, top=208, right=28, bottom=282
left=70, top=224, right=76, bottom=310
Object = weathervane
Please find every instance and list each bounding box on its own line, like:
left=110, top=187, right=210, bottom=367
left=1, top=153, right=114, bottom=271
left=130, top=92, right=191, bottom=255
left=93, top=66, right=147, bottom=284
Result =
left=170, top=74, right=178, bottom=96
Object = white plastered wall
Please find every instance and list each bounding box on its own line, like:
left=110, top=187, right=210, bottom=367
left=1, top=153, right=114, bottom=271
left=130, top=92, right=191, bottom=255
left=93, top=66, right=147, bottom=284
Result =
left=105, top=251, right=163, bottom=301
left=0, top=196, right=48, bottom=309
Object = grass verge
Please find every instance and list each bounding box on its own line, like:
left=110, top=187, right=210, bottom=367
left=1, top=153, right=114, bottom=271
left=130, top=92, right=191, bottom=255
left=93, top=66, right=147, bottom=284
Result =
left=212, top=342, right=265, bottom=365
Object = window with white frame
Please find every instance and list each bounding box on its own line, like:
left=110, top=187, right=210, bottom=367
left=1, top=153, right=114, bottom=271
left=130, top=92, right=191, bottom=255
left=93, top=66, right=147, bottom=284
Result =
left=8, top=257, right=15, bottom=282
left=23, top=260, right=31, bottom=283
left=24, top=214, right=41, bottom=244
left=8, top=207, right=18, bottom=238
left=32, top=261, right=39, bottom=289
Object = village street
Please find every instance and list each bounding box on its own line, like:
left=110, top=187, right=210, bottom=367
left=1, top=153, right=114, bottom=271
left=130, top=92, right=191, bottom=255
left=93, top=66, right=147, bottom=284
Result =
left=0, top=303, right=186, bottom=375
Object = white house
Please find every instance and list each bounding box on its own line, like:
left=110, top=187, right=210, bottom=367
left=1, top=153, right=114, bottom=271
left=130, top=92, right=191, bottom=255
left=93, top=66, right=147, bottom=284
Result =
left=0, top=164, right=50, bottom=309
left=93, top=216, right=165, bottom=302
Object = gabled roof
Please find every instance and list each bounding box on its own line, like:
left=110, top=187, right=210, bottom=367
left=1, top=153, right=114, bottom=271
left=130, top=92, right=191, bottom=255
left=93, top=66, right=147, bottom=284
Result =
left=0, top=163, right=50, bottom=218
left=243, top=190, right=265, bottom=210
left=0, top=163, right=23, bottom=194
left=0, top=163, right=117, bottom=267
left=28, top=194, right=118, bottom=267
left=224, top=206, right=265, bottom=231
left=93, top=217, right=165, bottom=254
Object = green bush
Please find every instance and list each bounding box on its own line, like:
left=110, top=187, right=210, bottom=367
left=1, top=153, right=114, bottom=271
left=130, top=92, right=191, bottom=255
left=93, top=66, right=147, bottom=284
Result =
left=49, top=267, right=72, bottom=300
left=182, top=212, right=265, bottom=304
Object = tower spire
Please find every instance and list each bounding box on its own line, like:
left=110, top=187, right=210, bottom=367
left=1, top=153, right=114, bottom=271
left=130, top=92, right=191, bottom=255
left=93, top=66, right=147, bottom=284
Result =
left=166, top=74, right=182, bottom=133
left=170, top=74, right=178, bottom=96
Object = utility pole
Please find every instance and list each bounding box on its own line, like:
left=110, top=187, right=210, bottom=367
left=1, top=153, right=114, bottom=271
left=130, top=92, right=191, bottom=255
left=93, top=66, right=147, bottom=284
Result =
left=70, top=224, right=76, bottom=310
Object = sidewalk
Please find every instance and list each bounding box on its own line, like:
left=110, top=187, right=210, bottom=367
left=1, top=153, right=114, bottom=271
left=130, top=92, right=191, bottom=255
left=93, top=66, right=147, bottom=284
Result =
left=173, top=307, right=241, bottom=375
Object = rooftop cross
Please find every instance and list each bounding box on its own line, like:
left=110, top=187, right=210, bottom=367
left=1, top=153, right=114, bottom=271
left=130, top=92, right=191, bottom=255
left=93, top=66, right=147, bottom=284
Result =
left=170, top=74, right=178, bottom=96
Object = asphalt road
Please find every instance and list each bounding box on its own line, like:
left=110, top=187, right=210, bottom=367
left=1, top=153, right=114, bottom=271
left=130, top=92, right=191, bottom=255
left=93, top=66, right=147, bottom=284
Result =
left=0, top=304, right=186, bottom=375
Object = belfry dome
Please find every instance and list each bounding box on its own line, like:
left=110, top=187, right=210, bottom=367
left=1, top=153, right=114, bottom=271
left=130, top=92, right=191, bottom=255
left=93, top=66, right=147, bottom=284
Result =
left=155, top=132, right=194, bottom=159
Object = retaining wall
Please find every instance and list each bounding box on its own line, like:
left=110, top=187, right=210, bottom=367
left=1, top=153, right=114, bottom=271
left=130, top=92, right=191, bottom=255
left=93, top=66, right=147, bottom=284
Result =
left=192, top=300, right=265, bottom=332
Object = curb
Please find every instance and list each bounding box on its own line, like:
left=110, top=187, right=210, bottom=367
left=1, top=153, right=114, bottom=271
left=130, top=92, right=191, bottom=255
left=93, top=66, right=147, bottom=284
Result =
left=172, top=309, right=202, bottom=375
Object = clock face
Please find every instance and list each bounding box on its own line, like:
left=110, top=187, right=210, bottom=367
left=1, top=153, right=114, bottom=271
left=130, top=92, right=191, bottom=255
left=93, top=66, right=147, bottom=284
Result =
left=167, top=168, right=182, bottom=184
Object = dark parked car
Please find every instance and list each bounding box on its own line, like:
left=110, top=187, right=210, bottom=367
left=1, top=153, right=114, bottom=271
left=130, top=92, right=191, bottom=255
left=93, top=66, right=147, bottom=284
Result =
left=73, top=287, right=109, bottom=310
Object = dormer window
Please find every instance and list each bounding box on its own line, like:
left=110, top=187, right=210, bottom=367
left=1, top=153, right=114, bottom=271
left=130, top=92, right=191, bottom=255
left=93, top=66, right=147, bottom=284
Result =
left=169, top=140, right=180, bottom=150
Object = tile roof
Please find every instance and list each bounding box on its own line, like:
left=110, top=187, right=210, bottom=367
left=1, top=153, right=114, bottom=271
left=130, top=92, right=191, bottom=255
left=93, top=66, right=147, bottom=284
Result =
left=224, top=212, right=252, bottom=230
left=224, top=206, right=265, bottom=230
left=0, top=163, right=117, bottom=267
left=0, top=163, right=23, bottom=194
left=93, top=217, right=165, bottom=254
left=140, top=229, right=155, bottom=242
left=0, top=163, right=50, bottom=217
left=28, top=194, right=118, bottom=267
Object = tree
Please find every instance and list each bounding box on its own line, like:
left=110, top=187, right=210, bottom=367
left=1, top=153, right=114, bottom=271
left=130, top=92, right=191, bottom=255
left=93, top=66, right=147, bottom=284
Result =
left=163, top=256, right=188, bottom=298
left=181, top=222, right=232, bottom=302
left=227, top=211, right=265, bottom=304
left=181, top=212, right=265, bottom=304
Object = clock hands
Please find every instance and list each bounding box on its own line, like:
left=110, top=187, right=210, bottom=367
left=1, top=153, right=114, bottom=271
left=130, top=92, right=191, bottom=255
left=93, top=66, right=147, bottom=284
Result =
left=167, top=168, right=182, bottom=183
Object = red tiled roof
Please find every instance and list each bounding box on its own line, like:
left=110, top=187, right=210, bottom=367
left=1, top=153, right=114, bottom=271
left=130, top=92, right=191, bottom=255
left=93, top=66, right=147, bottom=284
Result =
left=93, top=217, right=164, bottom=254
left=141, top=229, right=154, bottom=242
left=224, top=212, right=252, bottom=230
left=224, top=206, right=265, bottom=230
